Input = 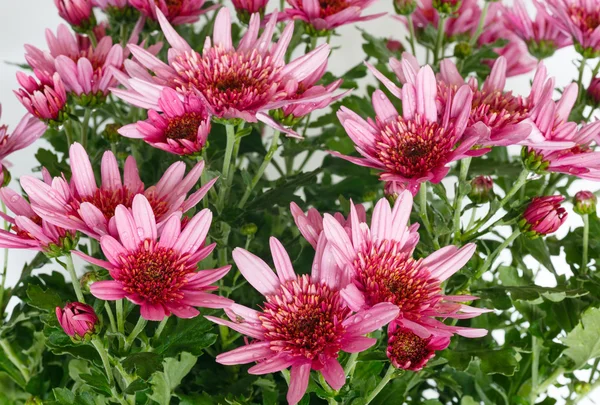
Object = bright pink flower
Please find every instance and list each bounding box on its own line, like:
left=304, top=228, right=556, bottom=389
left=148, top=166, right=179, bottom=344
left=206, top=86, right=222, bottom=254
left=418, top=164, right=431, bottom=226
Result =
left=332, top=63, right=485, bottom=194
left=548, top=0, right=600, bottom=57
left=0, top=177, right=77, bottom=255
left=232, top=0, right=269, bottom=15
left=118, top=88, right=210, bottom=156
left=20, top=142, right=217, bottom=240
left=397, top=0, right=481, bottom=39
left=323, top=193, right=490, bottom=343
left=112, top=8, right=334, bottom=136
left=283, top=0, right=385, bottom=33
left=129, top=0, right=212, bottom=25
left=386, top=323, right=450, bottom=371
left=76, top=194, right=231, bottom=321
left=520, top=195, right=567, bottom=237
left=14, top=71, right=68, bottom=122
left=54, top=0, right=96, bottom=29
left=502, top=0, right=572, bottom=59
left=56, top=302, right=98, bottom=339
left=524, top=83, right=600, bottom=179
left=207, top=238, right=399, bottom=405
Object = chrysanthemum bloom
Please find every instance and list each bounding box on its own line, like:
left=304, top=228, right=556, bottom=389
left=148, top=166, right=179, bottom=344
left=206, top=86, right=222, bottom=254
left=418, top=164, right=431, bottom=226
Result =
left=519, top=195, right=567, bottom=237
left=112, top=8, right=333, bottom=136
left=573, top=190, right=597, bottom=215
left=15, top=71, right=68, bottom=123
left=282, top=0, right=385, bottom=34
left=503, top=0, right=571, bottom=59
left=323, top=193, right=490, bottom=342
left=76, top=194, right=231, bottom=320
left=523, top=83, right=600, bottom=178
left=0, top=181, right=78, bottom=256
left=20, top=142, right=217, bottom=240
left=54, top=0, right=96, bottom=31
left=56, top=302, right=98, bottom=340
left=118, top=88, right=210, bottom=156
left=232, top=0, right=269, bottom=22
left=548, top=0, right=600, bottom=57
left=468, top=176, right=494, bottom=204
left=207, top=238, right=399, bottom=405
left=0, top=105, right=47, bottom=181
left=332, top=64, right=485, bottom=194
left=386, top=323, right=450, bottom=371
left=129, top=0, right=212, bottom=25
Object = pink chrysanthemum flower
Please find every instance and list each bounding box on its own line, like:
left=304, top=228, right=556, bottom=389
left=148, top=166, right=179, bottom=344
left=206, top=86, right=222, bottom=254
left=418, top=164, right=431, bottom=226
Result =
left=112, top=8, right=333, bottom=136
left=76, top=194, right=231, bottom=320
left=118, top=88, right=210, bottom=156
left=54, top=0, right=96, bottom=30
left=20, top=142, right=217, bottom=240
left=232, top=0, right=269, bottom=15
left=15, top=71, right=68, bottom=123
left=0, top=177, right=77, bottom=256
left=332, top=64, right=485, bottom=194
left=520, top=195, right=567, bottom=237
left=282, top=0, right=385, bottom=34
left=207, top=237, right=399, bottom=405
left=386, top=323, right=450, bottom=371
left=0, top=105, right=47, bottom=180
left=503, top=0, right=572, bottom=59
left=129, top=0, right=213, bottom=24
left=524, top=83, right=600, bottom=179
left=323, top=193, right=489, bottom=347
left=548, top=0, right=600, bottom=57
left=56, top=302, right=98, bottom=339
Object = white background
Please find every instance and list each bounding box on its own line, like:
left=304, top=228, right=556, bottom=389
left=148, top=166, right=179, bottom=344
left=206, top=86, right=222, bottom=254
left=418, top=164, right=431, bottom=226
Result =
left=0, top=0, right=598, bottom=403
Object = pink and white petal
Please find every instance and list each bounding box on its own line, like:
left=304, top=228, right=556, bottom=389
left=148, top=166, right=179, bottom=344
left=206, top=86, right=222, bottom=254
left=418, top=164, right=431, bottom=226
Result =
left=132, top=194, right=157, bottom=241
left=269, top=237, right=296, bottom=283
left=343, top=302, right=399, bottom=335
left=173, top=209, right=212, bottom=254
left=287, top=363, right=312, bottom=405
left=320, top=359, right=345, bottom=390
left=205, top=315, right=264, bottom=339
left=101, top=151, right=123, bottom=191
left=424, top=243, right=476, bottom=281
left=78, top=202, right=109, bottom=237
left=371, top=90, right=398, bottom=122
left=179, top=291, right=233, bottom=309
left=69, top=143, right=97, bottom=197
left=416, top=65, right=438, bottom=122
left=157, top=214, right=181, bottom=248
left=216, top=342, right=273, bottom=365
left=371, top=197, right=392, bottom=243
left=212, top=8, right=233, bottom=50
left=322, top=214, right=355, bottom=264
left=232, top=248, right=280, bottom=296
left=114, top=204, right=142, bottom=251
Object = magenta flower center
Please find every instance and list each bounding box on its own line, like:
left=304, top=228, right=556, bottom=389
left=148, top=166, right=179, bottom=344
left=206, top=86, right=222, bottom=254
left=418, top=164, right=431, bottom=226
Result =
left=387, top=329, right=431, bottom=367
left=375, top=115, right=459, bottom=179
left=353, top=240, right=440, bottom=312
left=568, top=5, right=600, bottom=34
left=259, top=275, right=350, bottom=361
left=172, top=47, right=283, bottom=116
left=470, top=89, right=529, bottom=130
left=165, top=112, right=205, bottom=140
left=116, top=242, right=194, bottom=304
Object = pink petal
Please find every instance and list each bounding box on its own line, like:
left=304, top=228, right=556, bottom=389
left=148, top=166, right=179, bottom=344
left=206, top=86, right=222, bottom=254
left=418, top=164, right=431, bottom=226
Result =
left=287, top=363, right=311, bottom=405
left=114, top=204, right=141, bottom=250
left=132, top=194, right=157, bottom=241
left=69, top=142, right=97, bottom=197
left=269, top=237, right=296, bottom=283
left=320, top=358, right=345, bottom=390
left=340, top=336, right=377, bottom=353
left=216, top=342, right=273, bottom=365
left=90, top=280, right=126, bottom=300
left=343, top=302, right=399, bottom=335
left=173, top=208, right=212, bottom=254
left=232, top=248, right=280, bottom=296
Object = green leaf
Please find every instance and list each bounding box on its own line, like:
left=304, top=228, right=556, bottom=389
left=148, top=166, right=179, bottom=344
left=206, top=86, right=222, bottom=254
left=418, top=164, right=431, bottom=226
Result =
left=0, top=345, right=27, bottom=388
left=53, top=388, right=75, bottom=404
left=80, top=368, right=112, bottom=396
left=26, top=285, right=63, bottom=312
left=444, top=347, right=519, bottom=376
left=476, top=285, right=587, bottom=303
left=123, top=352, right=164, bottom=380
left=149, top=352, right=198, bottom=405
left=561, top=307, right=600, bottom=368
left=514, top=236, right=556, bottom=274
left=153, top=316, right=217, bottom=358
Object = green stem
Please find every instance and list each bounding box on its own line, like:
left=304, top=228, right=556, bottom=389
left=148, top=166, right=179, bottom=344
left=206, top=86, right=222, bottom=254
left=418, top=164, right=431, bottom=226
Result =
left=475, top=229, right=521, bottom=280
left=216, top=124, right=236, bottom=212
left=530, top=336, right=540, bottom=405
left=407, top=15, right=417, bottom=55
left=589, top=359, right=599, bottom=383
left=434, top=16, right=447, bottom=64
left=365, top=364, right=398, bottom=404
left=81, top=108, right=91, bottom=149
left=0, top=202, right=7, bottom=314
left=154, top=317, right=169, bottom=340
left=64, top=121, right=75, bottom=146
left=581, top=214, right=589, bottom=275
left=469, top=1, right=490, bottom=46
left=116, top=299, right=125, bottom=335
left=344, top=352, right=359, bottom=378
left=535, top=367, right=565, bottom=396
left=418, top=184, right=440, bottom=249
left=104, top=302, right=117, bottom=334
left=238, top=131, right=281, bottom=209
left=91, top=337, right=114, bottom=385
left=499, top=169, right=529, bottom=208
left=452, top=158, right=471, bottom=244
left=0, top=339, right=30, bottom=381
left=88, top=30, right=98, bottom=48
left=577, top=57, right=588, bottom=104
left=64, top=253, right=85, bottom=303
left=124, top=316, right=147, bottom=351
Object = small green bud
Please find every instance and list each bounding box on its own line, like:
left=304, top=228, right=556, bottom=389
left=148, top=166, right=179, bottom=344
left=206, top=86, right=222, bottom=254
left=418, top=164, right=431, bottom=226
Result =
left=521, top=147, right=548, bottom=174
left=241, top=223, right=258, bottom=236
left=573, top=191, right=597, bottom=216
left=468, top=176, right=494, bottom=204
left=393, top=0, right=417, bottom=15
left=454, top=42, right=472, bottom=59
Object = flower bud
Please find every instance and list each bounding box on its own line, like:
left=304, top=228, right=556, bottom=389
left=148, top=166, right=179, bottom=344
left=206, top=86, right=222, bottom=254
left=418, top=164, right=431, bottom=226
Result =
left=519, top=195, right=567, bottom=238
left=25, top=397, right=43, bottom=405
left=386, top=39, right=404, bottom=53
left=102, top=123, right=121, bottom=144
left=468, top=176, right=494, bottom=204
left=1, top=166, right=11, bottom=187
left=387, top=323, right=450, bottom=371
left=56, top=302, right=98, bottom=341
left=521, top=147, right=548, bottom=174
left=394, top=0, right=417, bottom=15
left=454, top=42, right=472, bottom=59
left=432, top=0, right=462, bottom=15
left=54, top=0, right=96, bottom=32
left=587, top=77, right=600, bottom=107
left=573, top=191, right=597, bottom=216
left=526, top=39, right=557, bottom=60
left=574, top=381, right=591, bottom=395
left=241, top=223, right=258, bottom=236
left=80, top=270, right=102, bottom=294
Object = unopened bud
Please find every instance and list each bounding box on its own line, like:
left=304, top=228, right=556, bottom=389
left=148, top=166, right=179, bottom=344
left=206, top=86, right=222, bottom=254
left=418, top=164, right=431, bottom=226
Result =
left=394, top=0, right=417, bottom=15
left=573, top=191, right=597, bottom=215
left=241, top=223, right=258, bottom=236
left=56, top=302, right=99, bottom=341
left=454, top=42, right=472, bottom=59
left=432, top=0, right=462, bottom=15
left=519, top=195, right=567, bottom=238
left=468, top=176, right=494, bottom=204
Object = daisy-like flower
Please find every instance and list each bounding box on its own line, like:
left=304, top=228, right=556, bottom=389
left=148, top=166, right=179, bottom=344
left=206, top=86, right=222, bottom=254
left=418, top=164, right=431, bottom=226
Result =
left=207, top=237, right=399, bottom=405
left=0, top=172, right=78, bottom=256
left=56, top=302, right=98, bottom=340
left=0, top=105, right=47, bottom=182
left=54, top=0, right=96, bottom=31
left=332, top=63, right=485, bottom=194
left=548, top=0, right=600, bottom=57
left=523, top=83, right=600, bottom=179
left=15, top=71, right=68, bottom=123
left=282, top=0, right=385, bottom=34
left=129, top=0, right=212, bottom=25
left=503, top=0, right=572, bottom=60
left=20, top=142, right=217, bottom=240
left=519, top=195, right=567, bottom=237
left=386, top=323, right=450, bottom=371
left=77, top=194, right=231, bottom=320
left=118, top=88, right=210, bottom=156
left=323, top=193, right=489, bottom=355
left=112, top=7, right=333, bottom=136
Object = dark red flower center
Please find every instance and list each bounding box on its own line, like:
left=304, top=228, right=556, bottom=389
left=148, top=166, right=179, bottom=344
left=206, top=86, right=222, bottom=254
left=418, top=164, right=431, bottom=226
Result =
left=165, top=112, right=206, bottom=140
left=156, top=0, right=184, bottom=16
left=319, top=0, right=350, bottom=17
left=568, top=6, right=600, bottom=33
left=387, top=328, right=432, bottom=368
left=353, top=240, right=440, bottom=312
left=258, top=275, right=350, bottom=361
left=375, top=115, right=459, bottom=179
left=117, top=241, right=194, bottom=304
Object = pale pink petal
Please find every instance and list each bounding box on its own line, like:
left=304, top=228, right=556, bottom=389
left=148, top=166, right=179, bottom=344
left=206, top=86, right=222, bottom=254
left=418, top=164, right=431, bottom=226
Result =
left=132, top=194, right=157, bottom=241
left=321, top=358, right=345, bottom=390
left=69, top=142, right=97, bottom=197
left=90, top=280, right=126, bottom=300
left=232, top=248, right=280, bottom=296
left=114, top=204, right=141, bottom=250
left=269, top=237, right=296, bottom=283
left=287, top=363, right=311, bottom=405
left=216, top=342, right=273, bottom=365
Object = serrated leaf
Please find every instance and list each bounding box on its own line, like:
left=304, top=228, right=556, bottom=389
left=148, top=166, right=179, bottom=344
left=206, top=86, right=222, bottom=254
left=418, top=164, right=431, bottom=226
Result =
left=26, top=285, right=63, bottom=312
left=123, top=352, right=164, bottom=380
left=153, top=316, right=217, bottom=357
left=561, top=307, right=600, bottom=368
left=0, top=344, right=27, bottom=388
left=149, top=352, right=198, bottom=405
left=444, top=347, right=519, bottom=376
